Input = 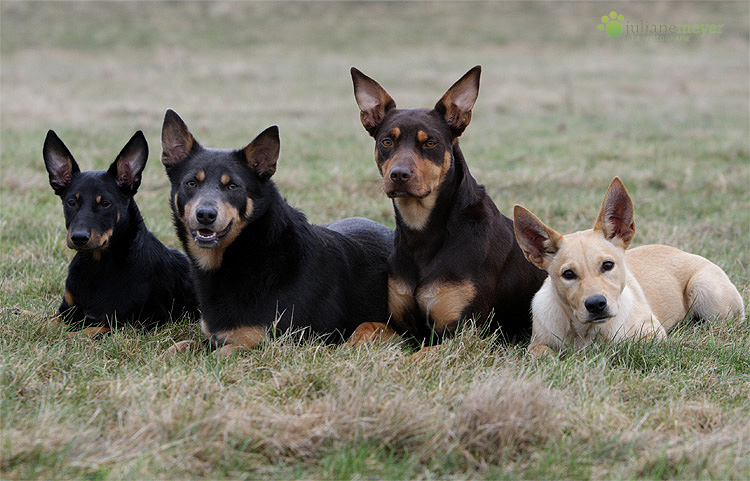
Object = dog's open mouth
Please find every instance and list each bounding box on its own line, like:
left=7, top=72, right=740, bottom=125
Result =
left=192, top=222, right=232, bottom=248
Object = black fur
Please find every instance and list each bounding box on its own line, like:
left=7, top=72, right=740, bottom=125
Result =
left=351, top=66, right=547, bottom=342
left=43, top=130, right=199, bottom=330
left=160, top=110, right=392, bottom=347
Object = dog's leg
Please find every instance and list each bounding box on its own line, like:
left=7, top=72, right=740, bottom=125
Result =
left=346, top=322, right=401, bottom=346
left=8, top=308, right=33, bottom=316
left=408, top=344, right=442, bottom=360
left=47, top=292, right=85, bottom=330
left=686, top=264, right=746, bottom=322
left=211, top=326, right=267, bottom=358
left=215, top=344, right=246, bottom=359
left=638, top=319, right=667, bottom=340
left=68, top=325, right=111, bottom=338
left=46, top=314, right=66, bottom=328
left=164, top=340, right=203, bottom=356
left=528, top=343, right=555, bottom=358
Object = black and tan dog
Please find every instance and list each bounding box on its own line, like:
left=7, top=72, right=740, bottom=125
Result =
left=349, top=66, right=546, bottom=344
left=44, top=130, right=199, bottom=335
left=160, top=110, right=392, bottom=356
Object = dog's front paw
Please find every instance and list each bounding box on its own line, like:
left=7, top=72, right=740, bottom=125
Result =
left=67, top=326, right=111, bottom=338
left=407, top=344, right=441, bottom=360
left=44, top=315, right=66, bottom=329
left=346, top=322, right=401, bottom=346
left=164, top=340, right=201, bottom=356
left=528, top=344, right=555, bottom=359
left=215, top=344, right=245, bottom=359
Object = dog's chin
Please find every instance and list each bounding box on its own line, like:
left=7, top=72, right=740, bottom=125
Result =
left=191, top=222, right=232, bottom=248
left=585, top=314, right=613, bottom=324
left=385, top=188, right=431, bottom=199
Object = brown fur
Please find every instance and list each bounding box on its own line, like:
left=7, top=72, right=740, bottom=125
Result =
left=389, top=151, right=452, bottom=231
left=200, top=323, right=267, bottom=357
left=416, top=280, right=477, bottom=334
left=388, top=277, right=416, bottom=321
left=346, top=321, right=401, bottom=346
left=351, top=66, right=547, bottom=344
left=69, top=325, right=111, bottom=337
left=182, top=199, right=251, bottom=271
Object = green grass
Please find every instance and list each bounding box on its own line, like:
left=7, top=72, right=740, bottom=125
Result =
left=1, top=2, right=748, bottom=479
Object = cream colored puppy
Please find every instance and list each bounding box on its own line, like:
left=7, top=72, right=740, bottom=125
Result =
left=514, top=177, right=745, bottom=356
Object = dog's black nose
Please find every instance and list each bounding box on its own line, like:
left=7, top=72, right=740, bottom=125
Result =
left=389, top=165, right=412, bottom=185
left=70, top=231, right=90, bottom=246
left=196, top=206, right=218, bottom=225
left=584, top=295, right=608, bottom=314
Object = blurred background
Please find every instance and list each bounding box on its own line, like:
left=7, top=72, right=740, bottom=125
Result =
left=1, top=1, right=748, bottom=309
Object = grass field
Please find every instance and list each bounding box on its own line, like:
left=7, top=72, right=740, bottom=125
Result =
left=1, top=2, right=749, bottom=479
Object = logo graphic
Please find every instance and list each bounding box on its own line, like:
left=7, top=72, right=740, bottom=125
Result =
left=598, top=11, right=624, bottom=37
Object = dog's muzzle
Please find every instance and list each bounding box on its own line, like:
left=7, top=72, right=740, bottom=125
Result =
left=192, top=222, right=232, bottom=248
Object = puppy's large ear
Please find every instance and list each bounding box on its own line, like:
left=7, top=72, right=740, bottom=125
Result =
left=593, top=177, right=636, bottom=249
left=43, top=130, right=80, bottom=196
left=107, top=131, right=148, bottom=195
left=243, top=125, right=280, bottom=181
left=513, top=204, right=563, bottom=270
left=351, top=67, right=396, bottom=136
left=161, top=109, right=198, bottom=169
left=434, top=65, right=481, bottom=137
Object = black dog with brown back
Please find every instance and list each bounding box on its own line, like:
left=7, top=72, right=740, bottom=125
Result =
left=350, top=66, right=546, bottom=343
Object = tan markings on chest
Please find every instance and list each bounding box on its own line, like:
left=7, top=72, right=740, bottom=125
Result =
left=388, top=277, right=416, bottom=321
left=416, top=280, right=477, bottom=333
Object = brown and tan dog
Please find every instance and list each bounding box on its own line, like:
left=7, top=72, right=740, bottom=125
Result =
left=348, top=66, right=546, bottom=346
left=514, top=177, right=745, bottom=356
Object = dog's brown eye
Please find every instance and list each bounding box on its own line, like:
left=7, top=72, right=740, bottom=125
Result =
left=381, top=138, right=393, bottom=148
left=66, top=198, right=77, bottom=207
left=186, top=180, right=197, bottom=188
left=601, top=261, right=614, bottom=272
left=562, top=269, right=577, bottom=280
left=423, top=140, right=437, bottom=148
left=100, top=199, right=111, bottom=208
left=227, top=183, right=238, bottom=190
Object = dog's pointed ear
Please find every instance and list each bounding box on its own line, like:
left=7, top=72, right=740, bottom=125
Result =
left=593, top=177, right=636, bottom=249
left=107, top=131, right=148, bottom=195
left=513, top=204, right=563, bottom=270
left=43, top=130, right=80, bottom=195
left=351, top=67, right=396, bottom=136
left=161, top=109, right=198, bottom=169
left=243, top=125, right=280, bottom=181
left=434, top=65, right=481, bottom=137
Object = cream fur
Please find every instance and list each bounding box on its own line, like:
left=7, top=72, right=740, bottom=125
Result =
left=515, top=178, right=745, bottom=356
